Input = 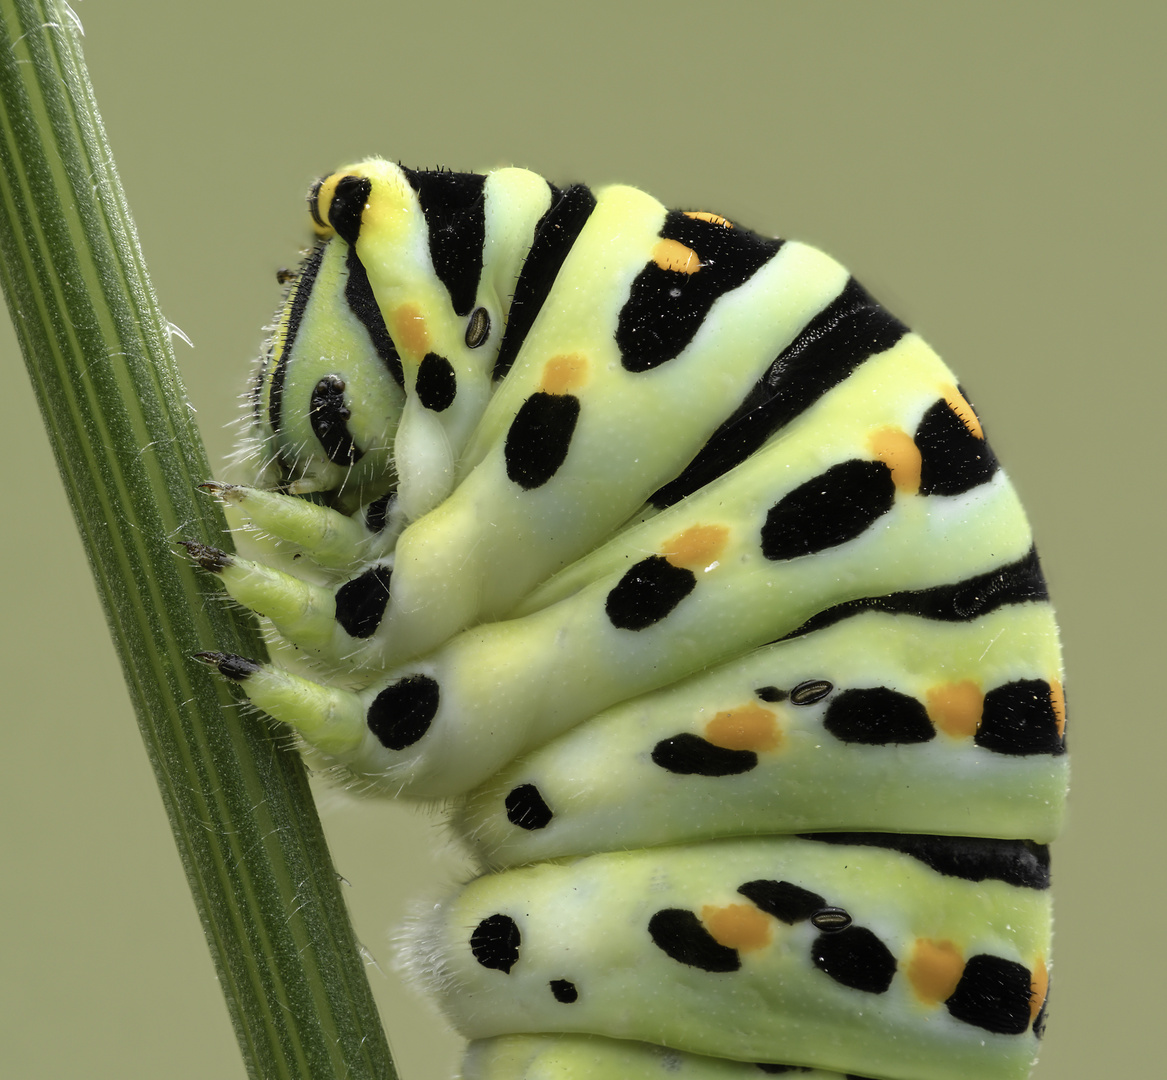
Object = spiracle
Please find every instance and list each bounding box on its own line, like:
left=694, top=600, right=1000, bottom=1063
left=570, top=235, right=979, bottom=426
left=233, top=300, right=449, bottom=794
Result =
left=193, top=159, right=1065, bottom=1080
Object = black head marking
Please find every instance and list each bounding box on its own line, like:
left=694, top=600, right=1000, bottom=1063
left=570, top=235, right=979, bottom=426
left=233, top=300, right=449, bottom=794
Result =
left=343, top=247, right=404, bottom=385
left=310, top=375, right=364, bottom=465
left=267, top=241, right=325, bottom=437
left=328, top=175, right=372, bottom=245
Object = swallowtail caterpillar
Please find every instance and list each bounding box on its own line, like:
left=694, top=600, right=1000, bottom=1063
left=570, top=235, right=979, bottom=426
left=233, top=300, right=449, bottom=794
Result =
left=191, top=159, right=1066, bottom=1080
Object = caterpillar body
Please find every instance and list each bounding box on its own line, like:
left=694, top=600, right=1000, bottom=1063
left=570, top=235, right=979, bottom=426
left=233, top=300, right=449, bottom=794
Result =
left=193, top=159, right=1066, bottom=1080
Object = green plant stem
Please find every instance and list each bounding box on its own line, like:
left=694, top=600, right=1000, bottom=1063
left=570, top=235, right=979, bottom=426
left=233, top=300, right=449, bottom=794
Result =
left=0, top=3, right=397, bottom=1077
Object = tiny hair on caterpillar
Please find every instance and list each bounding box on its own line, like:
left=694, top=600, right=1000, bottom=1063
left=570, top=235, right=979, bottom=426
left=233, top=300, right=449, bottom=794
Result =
left=189, top=158, right=1066, bottom=1080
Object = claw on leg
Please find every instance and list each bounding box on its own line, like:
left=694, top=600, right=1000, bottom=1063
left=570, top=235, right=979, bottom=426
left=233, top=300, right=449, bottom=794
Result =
left=195, top=651, right=366, bottom=757
left=199, top=481, right=399, bottom=568
left=181, top=540, right=339, bottom=653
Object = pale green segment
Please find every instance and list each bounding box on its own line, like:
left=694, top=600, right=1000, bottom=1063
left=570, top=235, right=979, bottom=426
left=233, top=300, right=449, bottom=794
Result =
left=212, top=551, right=402, bottom=682
left=348, top=160, right=553, bottom=519
left=335, top=160, right=460, bottom=521
left=239, top=664, right=366, bottom=759
left=518, top=333, right=976, bottom=615
left=457, top=604, right=1065, bottom=866
left=215, top=554, right=341, bottom=653
left=368, top=224, right=848, bottom=667
left=414, top=839, right=1049, bottom=1080
left=216, top=484, right=391, bottom=570
left=455, top=181, right=665, bottom=478
left=463, top=1035, right=852, bottom=1080
left=335, top=338, right=1033, bottom=796
left=255, top=236, right=404, bottom=505
left=478, top=167, right=560, bottom=339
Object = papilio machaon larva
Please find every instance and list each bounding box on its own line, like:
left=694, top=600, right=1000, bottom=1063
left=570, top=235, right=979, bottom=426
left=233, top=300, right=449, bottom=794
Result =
left=191, top=159, right=1066, bottom=1080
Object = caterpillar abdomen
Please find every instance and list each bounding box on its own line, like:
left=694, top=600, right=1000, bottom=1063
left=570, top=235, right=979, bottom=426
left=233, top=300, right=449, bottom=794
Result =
left=198, top=158, right=1065, bottom=1080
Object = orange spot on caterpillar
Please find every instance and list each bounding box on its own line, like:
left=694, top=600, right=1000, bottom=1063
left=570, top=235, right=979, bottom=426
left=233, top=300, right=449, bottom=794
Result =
left=705, top=704, right=782, bottom=752
left=926, top=680, right=984, bottom=739
left=392, top=303, right=430, bottom=359
left=908, top=939, right=964, bottom=1004
left=652, top=238, right=701, bottom=274
left=701, top=903, right=771, bottom=952
left=941, top=385, right=984, bottom=440
left=1049, top=681, right=1067, bottom=738
left=1029, top=956, right=1049, bottom=1025
left=868, top=427, right=922, bottom=495
left=661, top=524, right=729, bottom=569
left=684, top=211, right=733, bottom=228
left=539, top=354, right=589, bottom=395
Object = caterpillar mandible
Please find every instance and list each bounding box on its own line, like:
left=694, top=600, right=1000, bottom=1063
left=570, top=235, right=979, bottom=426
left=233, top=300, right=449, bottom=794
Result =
left=191, top=158, right=1066, bottom=1080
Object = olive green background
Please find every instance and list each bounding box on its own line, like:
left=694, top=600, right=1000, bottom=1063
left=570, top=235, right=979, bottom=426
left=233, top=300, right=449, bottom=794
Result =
left=0, top=2, right=1160, bottom=1077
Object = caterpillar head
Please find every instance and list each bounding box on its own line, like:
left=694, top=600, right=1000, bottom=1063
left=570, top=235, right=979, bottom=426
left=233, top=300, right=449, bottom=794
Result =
left=249, top=159, right=505, bottom=518
left=249, top=161, right=428, bottom=510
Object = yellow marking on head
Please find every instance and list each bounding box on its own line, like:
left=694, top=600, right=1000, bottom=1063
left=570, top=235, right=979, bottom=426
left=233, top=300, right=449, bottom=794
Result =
left=1029, top=956, right=1049, bottom=1025
left=661, top=524, right=730, bottom=569
left=705, top=704, right=782, bottom=752
left=1049, top=680, right=1067, bottom=738
left=868, top=427, right=922, bottom=494
left=701, top=904, right=771, bottom=952
left=652, top=238, right=702, bottom=274
left=941, top=384, right=985, bottom=439
left=907, top=939, right=964, bottom=1004
left=925, top=680, right=984, bottom=739
left=392, top=303, right=430, bottom=360
left=358, top=165, right=417, bottom=235
left=684, top=211, right=733, bottom=228
left=310, top=173, right=342, bottom=238
left=539, top=354, right=589, bottom=395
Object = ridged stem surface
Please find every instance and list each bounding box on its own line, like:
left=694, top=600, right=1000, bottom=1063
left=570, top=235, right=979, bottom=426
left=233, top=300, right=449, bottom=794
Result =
left=0, top=3, right=396, bottom=1077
